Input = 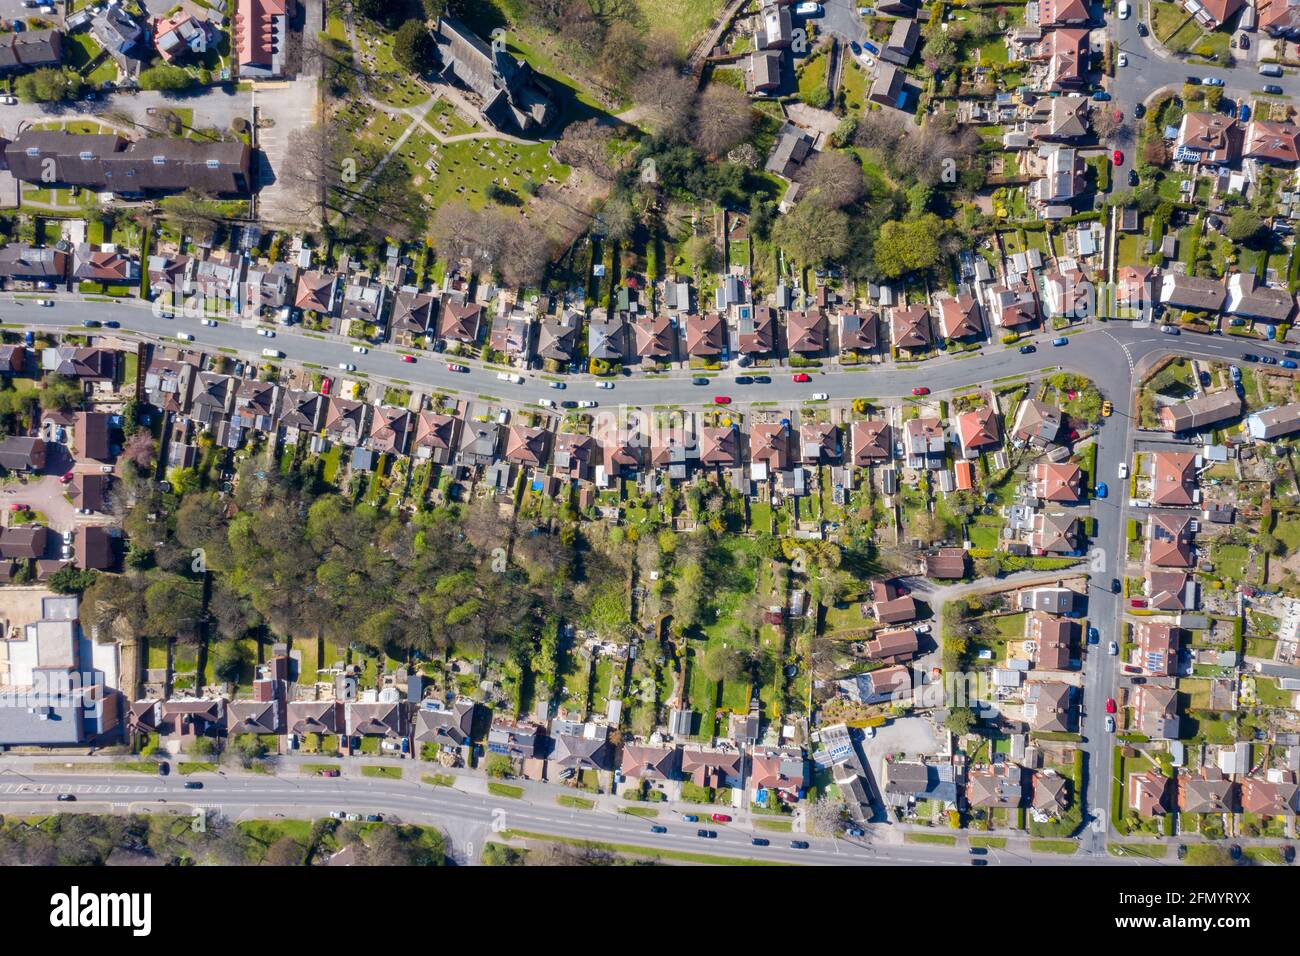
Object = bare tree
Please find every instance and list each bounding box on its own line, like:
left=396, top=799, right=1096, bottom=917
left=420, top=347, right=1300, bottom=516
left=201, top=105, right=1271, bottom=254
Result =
left=633, top=66, right=697, bottom=140
left=799, top=150, right=865, bottom=210
left=689, top=83, right=753, bottom=158
left=807, top=795, right=849, bottom=836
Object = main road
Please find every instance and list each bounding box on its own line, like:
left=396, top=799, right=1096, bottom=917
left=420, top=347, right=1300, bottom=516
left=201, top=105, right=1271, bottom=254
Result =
left=0, top=768, right=1163, bottom=866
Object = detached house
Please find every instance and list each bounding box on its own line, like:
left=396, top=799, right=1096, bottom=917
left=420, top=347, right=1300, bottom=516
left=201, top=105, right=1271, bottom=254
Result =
left=1033, top=461, right=1084, bottom=503
left=389, top=289, right=436, bottom=346
left=439, top=300, right=483, bottom=345
left=851, top=419, right=891, bottom=467
left=1148, top=512, right=1196, bottom=568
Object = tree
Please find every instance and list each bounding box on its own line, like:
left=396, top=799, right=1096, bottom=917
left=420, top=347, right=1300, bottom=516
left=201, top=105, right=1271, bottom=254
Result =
left=48, top=567, right=97, bottom=594
left=873, top=214, right=947, bottom=278
left=212, top=640, right=249, bottom=684
left=392, top=19, right=435, bottom=74
left=1226, top=209, right=1266, bottom=245
left=945, top=706, right=977, bottom=737
left=700, top=642, right=749, bottom=683
left=690, top=84, right=753, bottom=158
left=772, top=200, right=850, bottom=266
left=632, top=66, right=697, bottom=139
left=15, top=68, right=83, bottom=103
left=807, top=795, right=848, bottom=835
left=139, top=64, right=196, bottom=92
left=799, top=150, right=864, bottom=210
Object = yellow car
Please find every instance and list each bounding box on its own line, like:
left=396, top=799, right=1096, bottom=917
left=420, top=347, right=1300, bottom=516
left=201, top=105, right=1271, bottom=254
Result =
left=1101, top=400, right=1113, bottom=417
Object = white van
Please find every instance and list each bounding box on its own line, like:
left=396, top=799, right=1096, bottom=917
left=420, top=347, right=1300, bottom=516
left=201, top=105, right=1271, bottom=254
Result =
left=497, top=371, right=523, bottom=384
left=1259, top=63, right=1283, bottom=77
left=261, top=348, right=283, bottom=358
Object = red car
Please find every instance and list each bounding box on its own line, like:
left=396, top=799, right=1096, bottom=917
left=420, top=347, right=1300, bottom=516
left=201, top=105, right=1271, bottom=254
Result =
left=1112, top=149, right=1124, bottom=166
left=60, top=471, right=74, bottom=484
left=792, top=372, right=811, bottom=383
left=711, top=813, right=732, bottom=823
left=912, top=387, right=930, bottom=396
left=447, top=363, right=468, bottom=373
left=714, top=395, right=732, bottom=405
left=1105, top=698, right=1117, bottom=714
left=402, top=354, right=416, bottom=363
left=320, top=377, right=332, bottom=396
left=1130, top=598, right=1148, bottom=608
left=8, top=503, right=24, bottom=512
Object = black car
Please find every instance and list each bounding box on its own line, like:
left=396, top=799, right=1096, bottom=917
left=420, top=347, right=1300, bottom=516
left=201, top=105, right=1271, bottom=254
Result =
left=697, top=829, right=717, bottom=839
left=57, top=793, right=76, bottom=802
left=1128, top=169, right=1139, bottom=187
left=1186, top=75, right=1201, bottom=84
left=1229, top=844, right=1243, bottom=861
left=691, top=377, right=709, bottom=385
left=970, top=847, right=988, bottom=855
left=971, top=859, right=988, bottom=866
left=82, top=320, right=101, bottom=328
left=735, top=376, right=753, bottom=385
left=1111, top=578, right=1122, bottom=594
left=1177, top=844, right=1188, bottom=860
left=1283, top=845, right=1295, bottom=864
left=752, top=375, right=771, bottom=384
left=365, top=814, right=382, bottom=822
left=1137, top=22, right=1148, bottom=36
left=1242, top=353, right=1260, bottom=363
left=104, top=320, right=120, bottom=328
left=1018, top=345, right=1036, bottom=354
left=1264, top=84, right=1284, bottom=95
left=184, top=781, right=203, bottom=790
left=790, top=840, right=810, bottom=850
left=1261, top=355, right=1279, bottom=365
left=650, top=825, right=668, bottom=834
left=751, top=837, right=770, bottom=846
left=1133, top=103, right=1146, bottom=118
left=158, top=762, right=170, bottom=776
left=560, top=400, right=578, bottom=408
left=1285, top=350, right=1300, bottom=359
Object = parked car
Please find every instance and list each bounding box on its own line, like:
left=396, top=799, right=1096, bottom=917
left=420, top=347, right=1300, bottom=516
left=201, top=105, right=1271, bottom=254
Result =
left=329, top=811, right=345, bottom=820
left=1160, top=324, right=1180, bottom=335
left=1118, top=0, right=1131, bottom=15
left=792, top=372, right=811, bottom=383
left=711, top=813, right=732, bottom=823
left=352, top=345, right=367, bottom=353
left=1106, top=697, right=1117, bottom=714
left=1203, top=76, right=1224, bottom=87
left=200, top=318, right=217, bottom=327
left=969, top=847, right=988, bottom=856
left=1118, top=462, right=1128, bottom=479
left=735, top=376, right=753, bottom=385
left=538, top=398, right=556, bottom=409
left=683, top=814, right=699, bottom=823
left=1133, top=102, right=1145, bottom=118
left=596, top=381, right=614, bottom=389
left=1264, top=84, right=1285, bottom=95
left=36, top=299, right=53, bottom=306
left=1096, top=482, right=1108, bottom=499
left=1137, top=21, right=1148, bottom=36
left=794, top=2, right=823, bottom=14
left=691, top=376, right=709, bottom=385
left=402, top=355, right=416, bottom=363
left=1111, top=578, right=1122, bottom=594
left=697, top=829, right=718, bottom=838
left=82, top=319, right=101, bottom=328
left=447, top=363, right=468, bottom=373
left=549, top=380, right=566, bottom=389
left=845, top=827, right=865, bottom=837
left=1105, top=715, right=1116, bottom=733
left=912, top=387, right=930, bottom=396
left=1111, top=149, right=1124, bottom=166
left=1261, top=355, right=1279, bottom=365
left=714, top=395, right=732, bottom=405
left=1091, top=90, right=1111, bottom=101
left=1130, top=598, right=1148, bottom=608
left=1087, top=626, right=1100, bottom=645
left=365, top=814, right=382, bottom=822
left=1018, top=344, right=1036, bottom=354
left=811, top=392, right=829, bottom=401
left=1117, top=52, right=1128, bottom=67
left=177, top=332, right=194, bottom=342
left=257, top=328, right=275, bottom=337
left=1101, top=400, right=1113, bottom=417
left=1242, top=353, right=1260, bottom=363
left=752, top=375, right=771, bottom=384
left=338, top=363, right=356, bottom=371
left=1108, top=641, right=1119, bottom=656
left=1052, top=336, right=1069, bottom=346
left=1282, top=360, right=1299, bottom=370
left=158, top=762, right=170, bottom=776
left=320, top=377, right=332, bottom=396
left=1128, top=169, right=1140, bottom=187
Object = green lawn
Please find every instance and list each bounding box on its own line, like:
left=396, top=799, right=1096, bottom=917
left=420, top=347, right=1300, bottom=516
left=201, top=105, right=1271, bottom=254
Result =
left=360, top=765, right=402, bottom=780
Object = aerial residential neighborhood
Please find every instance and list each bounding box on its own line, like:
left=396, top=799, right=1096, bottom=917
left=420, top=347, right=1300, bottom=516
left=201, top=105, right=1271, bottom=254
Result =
left=0, top=0, right=1291, bottom=898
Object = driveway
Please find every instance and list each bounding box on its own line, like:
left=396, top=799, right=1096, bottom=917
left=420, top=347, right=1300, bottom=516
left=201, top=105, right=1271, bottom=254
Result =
left=817, top=0, right=868, bottom=45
